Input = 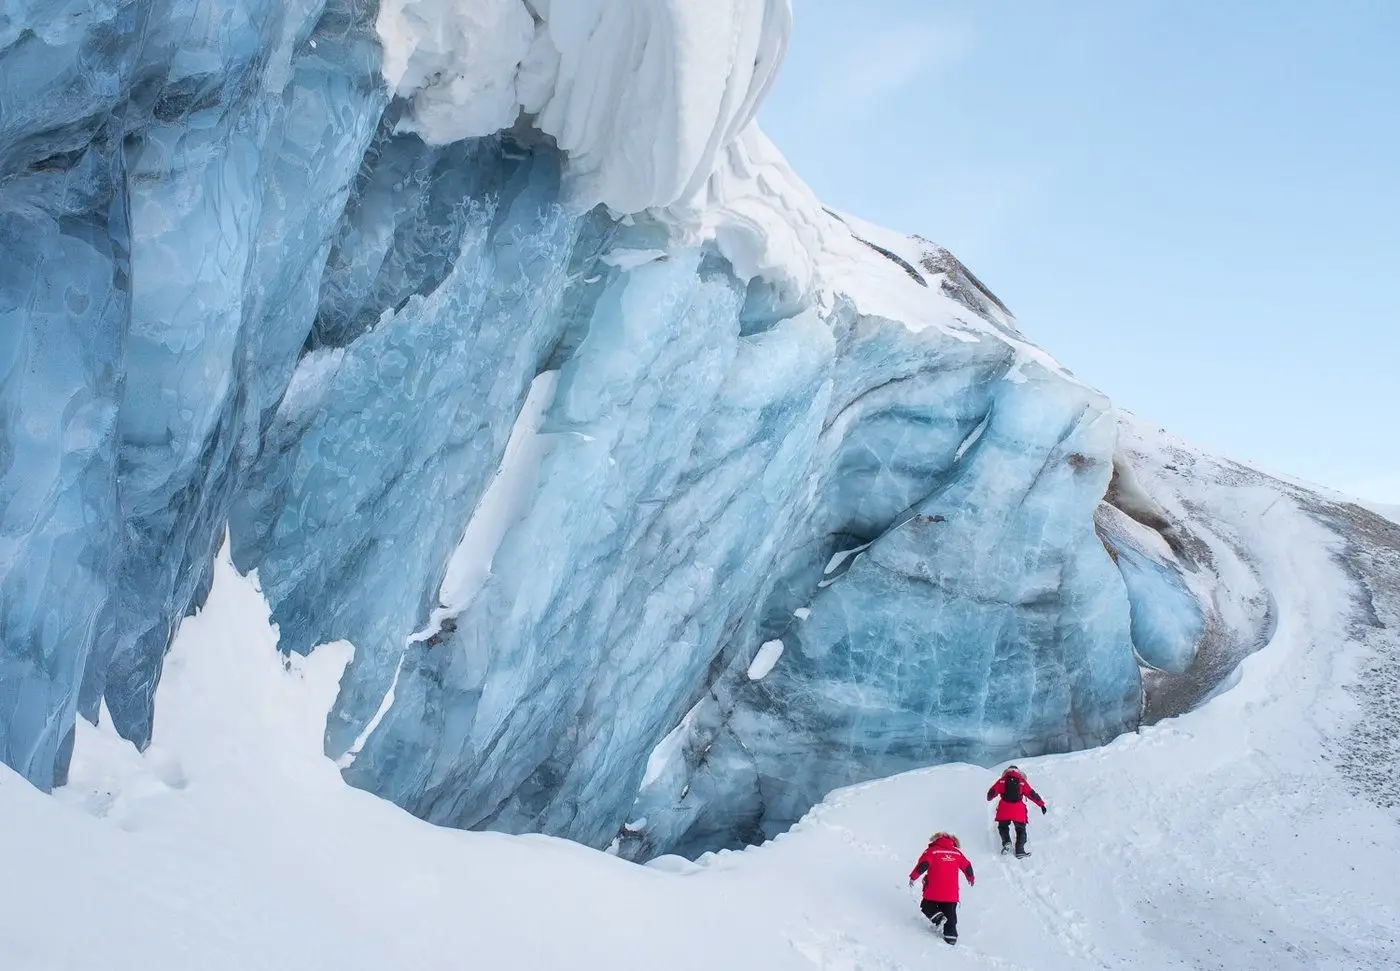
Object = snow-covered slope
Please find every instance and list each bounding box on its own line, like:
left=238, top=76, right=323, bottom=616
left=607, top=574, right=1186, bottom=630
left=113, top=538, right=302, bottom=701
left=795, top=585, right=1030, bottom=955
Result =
left=1363, top=502, right=1400, bottom=524
left=3, top=467, right=1397, bottom=970
left=4, top=0, right=1399, bottom=918
left=0, top=0, right=1207, bottom=856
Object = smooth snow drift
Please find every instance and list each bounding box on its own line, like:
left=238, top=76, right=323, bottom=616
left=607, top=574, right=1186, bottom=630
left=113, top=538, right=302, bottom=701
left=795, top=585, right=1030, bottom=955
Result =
left=3, top=473, right=1397, bottom=970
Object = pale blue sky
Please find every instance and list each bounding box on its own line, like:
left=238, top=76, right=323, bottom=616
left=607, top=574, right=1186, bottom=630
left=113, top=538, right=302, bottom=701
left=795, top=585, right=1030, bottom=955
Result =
left=761, top=0, right=1399, bottom=502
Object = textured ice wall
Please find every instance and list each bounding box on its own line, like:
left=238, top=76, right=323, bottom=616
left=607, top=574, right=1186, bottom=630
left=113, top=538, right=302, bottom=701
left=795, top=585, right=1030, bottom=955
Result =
left=228, top=135, right=593, bottom=759
left=1, top=0, right=1233, bottom=858
left=1, top=0, right=387, bottom=777
left=1, top=0, right=137, bottom=789
left=1096, top=503, right=1205, bottom=674
left=340, top=257, right=835, bottom=846
left=614, top=311, right=1147, bottom=858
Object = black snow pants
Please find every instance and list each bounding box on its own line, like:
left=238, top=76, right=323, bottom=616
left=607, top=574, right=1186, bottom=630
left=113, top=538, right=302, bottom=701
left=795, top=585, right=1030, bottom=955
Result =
left=919, top=900, right=959, bottom=943
left=997, top=820, right=1028, bottom=854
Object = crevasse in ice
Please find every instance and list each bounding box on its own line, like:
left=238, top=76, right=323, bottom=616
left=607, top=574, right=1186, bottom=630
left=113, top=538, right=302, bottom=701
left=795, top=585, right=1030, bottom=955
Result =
left=2, top=0, right=1233, bottom=855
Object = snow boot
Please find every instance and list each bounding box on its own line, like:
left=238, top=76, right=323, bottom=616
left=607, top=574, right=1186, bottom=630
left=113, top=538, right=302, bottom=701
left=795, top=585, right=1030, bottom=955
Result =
left=1014, top=848, right=1031, bottom=859
left=943, top=934, right=958, bottom=946
left=1000, top=841, right=1012, bottom=855
left=929, top=912, right=946, bottom=929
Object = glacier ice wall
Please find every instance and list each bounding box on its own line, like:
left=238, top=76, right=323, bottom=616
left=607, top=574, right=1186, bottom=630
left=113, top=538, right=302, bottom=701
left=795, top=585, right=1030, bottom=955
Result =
left=1, top=0, right=1257, bottom=856
left=614, top=311, right=1147, bottom=858
left=1, top=0, right=387, bottom=775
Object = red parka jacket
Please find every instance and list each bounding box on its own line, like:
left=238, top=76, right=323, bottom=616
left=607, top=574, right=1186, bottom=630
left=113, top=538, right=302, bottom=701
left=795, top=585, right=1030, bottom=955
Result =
left=908, top=835, right=975, bottom=903
left=986, top=768, right=1046, bottom=823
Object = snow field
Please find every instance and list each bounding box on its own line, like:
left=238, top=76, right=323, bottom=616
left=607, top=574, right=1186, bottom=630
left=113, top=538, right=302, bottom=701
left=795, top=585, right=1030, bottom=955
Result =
left=0, top=550, right=802, bottom=971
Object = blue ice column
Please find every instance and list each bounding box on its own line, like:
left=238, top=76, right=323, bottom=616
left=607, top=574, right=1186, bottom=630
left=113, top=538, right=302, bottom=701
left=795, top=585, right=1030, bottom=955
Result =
left=231, top=146, right=589, bottom=759
left=0, top=0, right=136, bottom=787
left=0, top=0, right=391, bottom=773
left=0, top=161, right=128, bottom=788
left=343, top=253, right=838, bottom=848
left=93, top=0, right=385, bottom=743
left=93, top=0, right=287, bottom=742
left=491, top=300, right=835, bottom=846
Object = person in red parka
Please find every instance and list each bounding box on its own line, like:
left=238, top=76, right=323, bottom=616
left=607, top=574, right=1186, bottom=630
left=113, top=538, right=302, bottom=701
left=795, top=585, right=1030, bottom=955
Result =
left=986, top=764, right=1047, bottom=858
left=907, top=831, right=975, bottom=945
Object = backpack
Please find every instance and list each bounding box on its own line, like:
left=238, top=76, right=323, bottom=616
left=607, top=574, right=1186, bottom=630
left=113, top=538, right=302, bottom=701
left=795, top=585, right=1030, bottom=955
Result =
left=1002, top=775, right=1023, bottom=802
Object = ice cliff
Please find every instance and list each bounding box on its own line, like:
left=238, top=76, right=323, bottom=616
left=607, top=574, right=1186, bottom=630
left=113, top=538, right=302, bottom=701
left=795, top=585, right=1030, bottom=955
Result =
left=1, top=0, right=1277, bottom=857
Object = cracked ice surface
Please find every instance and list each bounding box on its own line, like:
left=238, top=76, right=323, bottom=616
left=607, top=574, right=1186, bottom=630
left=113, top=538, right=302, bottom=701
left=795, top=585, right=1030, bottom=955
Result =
left=616, top=313, right=1146, bottom=858
left=1, top=0, right=1239, bottom=858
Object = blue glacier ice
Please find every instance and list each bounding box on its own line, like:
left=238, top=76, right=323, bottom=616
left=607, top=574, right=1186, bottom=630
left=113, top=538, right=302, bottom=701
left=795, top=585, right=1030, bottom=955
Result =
left=1095, top=504, right=1205, bottom=675
left=1, top=0, right=1227, bottom=856
left=613, top=314, right=1147, bottom=859
left=339, top=254, right=835, bottom=845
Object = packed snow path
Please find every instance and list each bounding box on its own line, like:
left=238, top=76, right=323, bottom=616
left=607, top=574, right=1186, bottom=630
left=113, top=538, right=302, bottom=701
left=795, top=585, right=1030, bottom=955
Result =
left=2, top=489, right=1398, bottom=970
left=696, top=488, right=1400, bottom=970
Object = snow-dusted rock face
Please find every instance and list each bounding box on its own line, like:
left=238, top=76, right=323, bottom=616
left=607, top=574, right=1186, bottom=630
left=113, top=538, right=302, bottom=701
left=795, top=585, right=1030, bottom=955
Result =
left=0, top=0, right=1305, bottom=856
